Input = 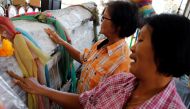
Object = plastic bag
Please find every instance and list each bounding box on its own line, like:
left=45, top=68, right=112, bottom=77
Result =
left=0, top=76, right=28, bottom=109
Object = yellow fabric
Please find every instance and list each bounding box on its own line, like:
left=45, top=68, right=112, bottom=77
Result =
left=13, top=34, right=50, bottom=109
left=14, top=48, right=28, bottom=77
left=26, top=39, right=50, bottom=65
left=14, top=34, right=37, bottom=77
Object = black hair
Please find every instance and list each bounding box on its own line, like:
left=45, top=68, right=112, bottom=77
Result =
left=145, top=14, right=190, bottom=77
left=105, top=1, right=139, bottom=38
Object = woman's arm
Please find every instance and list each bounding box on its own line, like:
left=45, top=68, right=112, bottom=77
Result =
left=40, top=86, right=82, bottom=109
left=44, top=28, right=82, bottom=63
left=7, top=71, right=83, bottom=109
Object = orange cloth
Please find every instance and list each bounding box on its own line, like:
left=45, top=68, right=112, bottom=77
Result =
left=77, top=39, right=131, bottom=93
left=0, top=37, right=14, bottom=57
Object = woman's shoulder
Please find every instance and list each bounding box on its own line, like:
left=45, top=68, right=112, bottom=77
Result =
left=149, top=80, right=187, bottom=109
left=80, top=72, right=136, bottom=108
left=110, top=72, right=134, bottom=79
left=92, top=72, right=136, bottom=97
left=102, top=72, right=136, bottom=86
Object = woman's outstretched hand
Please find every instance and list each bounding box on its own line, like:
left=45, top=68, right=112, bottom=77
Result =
left=44, top=28, right=64, bottom=44
left=7, top=71, right=44, bottom=95
left=7, top=71, right=82, bottom=109
left=45, top=28, right=81, bottom=63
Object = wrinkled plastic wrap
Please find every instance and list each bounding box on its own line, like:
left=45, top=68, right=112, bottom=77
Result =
left=46, top=2, right=97, bottom=70
left=12, top=2, right=97, bottom=69
left=0, top=76, right=27, bottom=109
left=0, top=57, right=26, bottom=103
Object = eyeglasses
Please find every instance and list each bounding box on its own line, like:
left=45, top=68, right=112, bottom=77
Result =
left=101, top=16, right=112, bottom=22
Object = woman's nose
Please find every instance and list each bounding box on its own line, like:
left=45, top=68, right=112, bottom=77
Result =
left=130, top=43, right=136, bottom=53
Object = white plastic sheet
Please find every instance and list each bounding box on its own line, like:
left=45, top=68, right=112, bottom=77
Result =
left=0, top=76, right=27, bottom=109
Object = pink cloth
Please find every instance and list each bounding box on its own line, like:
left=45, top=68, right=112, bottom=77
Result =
left=80, top=73, right=186, bottom=109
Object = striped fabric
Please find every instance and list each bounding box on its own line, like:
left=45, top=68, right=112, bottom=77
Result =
left=131, top=0, right=156, bottom=17
left=80, top=73, right=187, bottom=109
left=77, top=39, right=131, bottom=93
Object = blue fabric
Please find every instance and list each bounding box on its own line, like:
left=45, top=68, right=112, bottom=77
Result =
left=179, top=74, right=189, bottom=86
left=143, top=9, right=155, bottom=17
left=175, top=79, right=190, bottom=109
left=45, top=65, right=50, bottom=87
left=135, top=29, right=140, bottom=41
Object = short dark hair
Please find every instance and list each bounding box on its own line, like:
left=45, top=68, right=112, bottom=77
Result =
left=145, top=14, right=190, bottom=77
left=106, top=1, right=139, bottom=38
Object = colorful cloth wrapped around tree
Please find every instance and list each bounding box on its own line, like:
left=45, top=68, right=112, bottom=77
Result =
left=11, top=12, right=77, bottom=92
left=0, top=2, right=98, bottom=108
left=0, top=16, right=50, bottom=109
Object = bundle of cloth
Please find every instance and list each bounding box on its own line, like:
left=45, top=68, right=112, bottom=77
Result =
left=0, top=16, right=50, bottom=109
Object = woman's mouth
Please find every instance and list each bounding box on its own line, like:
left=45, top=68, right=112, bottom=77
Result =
left=129, top=54, right=136, bottom=65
